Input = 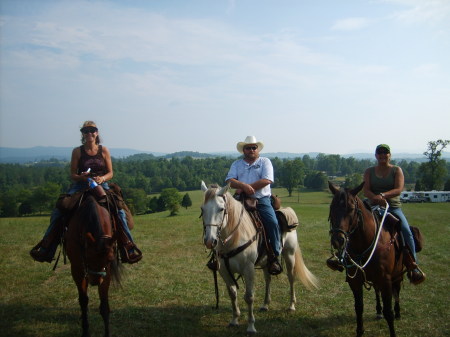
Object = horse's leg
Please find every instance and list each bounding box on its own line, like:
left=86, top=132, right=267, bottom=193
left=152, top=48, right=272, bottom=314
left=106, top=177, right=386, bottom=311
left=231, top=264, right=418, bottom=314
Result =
left=259, top=268, right=271, bottom=312
left=283, top=247, right=297, bottom=311
left=242, top=268, right=256, bottom=335
left=225, top=282, right=240, bottom=327
left=98, top=274, right=111, bottom=337
left=349, top=280, right=365, bottom=337
left=75, top=274, right=90, bottom=337
left=381, top=282, right=397, bottom=337
left=393, top=281, right=401, bottom=320
left=375, top=288, right=383, bottom=319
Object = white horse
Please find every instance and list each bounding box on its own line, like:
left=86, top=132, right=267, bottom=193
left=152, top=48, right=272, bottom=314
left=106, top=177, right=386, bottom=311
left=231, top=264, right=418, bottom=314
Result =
left=200, top=181, right=318, bottom=334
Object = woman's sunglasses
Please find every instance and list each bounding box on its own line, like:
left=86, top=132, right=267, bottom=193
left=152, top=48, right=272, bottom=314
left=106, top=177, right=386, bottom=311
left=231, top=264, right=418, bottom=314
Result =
left=81, top=126, right=98, bottom=134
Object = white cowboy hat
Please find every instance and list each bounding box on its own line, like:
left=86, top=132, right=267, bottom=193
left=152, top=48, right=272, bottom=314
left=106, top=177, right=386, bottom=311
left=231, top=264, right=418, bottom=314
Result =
left=236, top=136, right=264, bottom=154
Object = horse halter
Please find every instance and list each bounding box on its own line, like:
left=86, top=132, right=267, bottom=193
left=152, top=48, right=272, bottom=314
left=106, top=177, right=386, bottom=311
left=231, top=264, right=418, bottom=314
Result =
left=329, top=193, right=363, bottom=253
left=201, top=194, right=228, bottom=247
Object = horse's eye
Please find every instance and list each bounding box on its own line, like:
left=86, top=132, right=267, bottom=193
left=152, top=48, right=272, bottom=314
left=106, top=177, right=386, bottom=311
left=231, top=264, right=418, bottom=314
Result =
left=218, top=207, right=224, bottom=213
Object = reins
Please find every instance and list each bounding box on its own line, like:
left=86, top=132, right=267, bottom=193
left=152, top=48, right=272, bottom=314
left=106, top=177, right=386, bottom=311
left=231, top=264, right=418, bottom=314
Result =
left=330, top=196, right=390, bottom=288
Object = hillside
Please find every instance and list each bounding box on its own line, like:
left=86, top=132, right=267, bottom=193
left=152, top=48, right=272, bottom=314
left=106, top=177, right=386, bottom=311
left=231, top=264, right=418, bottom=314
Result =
left=1, top=146, right=448, bottom=164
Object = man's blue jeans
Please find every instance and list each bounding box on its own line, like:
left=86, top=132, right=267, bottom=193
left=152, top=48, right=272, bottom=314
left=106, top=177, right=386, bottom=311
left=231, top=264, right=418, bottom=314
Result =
left=257, top=196, right=281, bottom=257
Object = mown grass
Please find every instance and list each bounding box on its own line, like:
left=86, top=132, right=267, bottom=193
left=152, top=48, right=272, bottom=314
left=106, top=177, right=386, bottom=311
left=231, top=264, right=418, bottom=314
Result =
left=0, top=188, right=449, bottom=337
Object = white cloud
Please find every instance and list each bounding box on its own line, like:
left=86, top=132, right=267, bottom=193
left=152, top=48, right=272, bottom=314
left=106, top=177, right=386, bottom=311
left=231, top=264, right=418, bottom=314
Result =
left=331, top=17, right=372, bottom=31
left=385, top=0, right=450, bottom=25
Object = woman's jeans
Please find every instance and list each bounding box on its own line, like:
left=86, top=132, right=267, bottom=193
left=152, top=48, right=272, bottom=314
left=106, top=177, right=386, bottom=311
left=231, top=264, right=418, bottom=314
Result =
left=42, top=181, right=133, bottom=257
left=390, top=207, right=418, bottom=263
left=257, top=196, right=282, bottom=257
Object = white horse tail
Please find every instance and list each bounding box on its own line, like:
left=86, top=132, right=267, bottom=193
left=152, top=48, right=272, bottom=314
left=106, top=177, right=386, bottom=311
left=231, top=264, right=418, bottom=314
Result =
left=294, top=245, right=319, bottom=290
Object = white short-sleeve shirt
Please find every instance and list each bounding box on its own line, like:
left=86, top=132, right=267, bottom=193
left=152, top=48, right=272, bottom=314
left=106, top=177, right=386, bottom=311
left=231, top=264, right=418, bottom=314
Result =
left=225, top=157, right=274, bottom=199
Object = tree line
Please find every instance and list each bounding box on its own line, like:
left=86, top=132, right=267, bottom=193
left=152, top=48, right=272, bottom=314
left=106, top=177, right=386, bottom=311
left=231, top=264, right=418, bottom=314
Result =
left=1, top=140, right=448, bottom=217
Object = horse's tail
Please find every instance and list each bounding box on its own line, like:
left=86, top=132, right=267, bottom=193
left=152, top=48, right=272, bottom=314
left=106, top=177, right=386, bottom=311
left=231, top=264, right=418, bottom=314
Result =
left=294, top=245, right=319, bottom=290
left=110, top=258, right=124, bottom=287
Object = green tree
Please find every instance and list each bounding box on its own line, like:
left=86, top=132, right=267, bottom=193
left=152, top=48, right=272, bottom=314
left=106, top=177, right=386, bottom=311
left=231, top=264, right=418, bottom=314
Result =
left=160, top=188, right=182, bottom=216
left=30, top=182, right=61, bottom=214
left=181, top=193, right=192, bottom=209
left=444, top=179, right=450, bottom=190
left=123, top=188, right=148, bottom=214
left=279, top=159, right=305, bottom=196
left=304, top=171, right=328, bottom=190
left=419, top=139, right=449, bottom=190
left=344, top=173, right=363, bottom=188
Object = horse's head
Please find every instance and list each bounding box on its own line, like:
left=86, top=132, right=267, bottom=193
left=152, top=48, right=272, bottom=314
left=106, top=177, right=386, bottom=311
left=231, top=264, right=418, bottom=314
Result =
left=200, top=181, right=230, bottom=249
left=328, top=181, right=364, bottom=254
left=82, top=196, right=115, bottom=286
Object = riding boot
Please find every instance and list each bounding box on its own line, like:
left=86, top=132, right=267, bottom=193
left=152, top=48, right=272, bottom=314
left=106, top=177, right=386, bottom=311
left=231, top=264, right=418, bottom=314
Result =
left=30, top=215, right=64, bottom=263
left=326, top=256, right=344, bottom=272
left=404, top=248, right=426, bottom=285
left=116, top=224, right=142, bottom=264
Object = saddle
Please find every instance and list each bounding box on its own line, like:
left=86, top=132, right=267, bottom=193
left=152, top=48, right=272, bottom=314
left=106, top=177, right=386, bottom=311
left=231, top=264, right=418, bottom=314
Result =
left=366, top=201, right=423, bottom=271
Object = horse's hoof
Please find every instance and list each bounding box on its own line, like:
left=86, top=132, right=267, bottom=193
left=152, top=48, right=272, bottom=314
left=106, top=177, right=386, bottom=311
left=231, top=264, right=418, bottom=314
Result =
left=376, top=314, right=383, bottom=320
left=259, top=306, right=269, bottom=312
left=287, top=307, right=296, bottom=312
left=227, top=323, right=239, bottom=328
left=246, top=331, right=257, bottom=336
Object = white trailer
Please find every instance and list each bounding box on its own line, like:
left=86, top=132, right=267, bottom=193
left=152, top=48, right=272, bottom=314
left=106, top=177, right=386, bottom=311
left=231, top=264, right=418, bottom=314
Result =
left=401, top=191, right=450, bottom=203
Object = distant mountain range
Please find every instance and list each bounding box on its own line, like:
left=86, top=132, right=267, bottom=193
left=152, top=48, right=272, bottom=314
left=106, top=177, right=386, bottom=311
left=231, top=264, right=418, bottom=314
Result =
left=1, top=146, right=448, bottom=164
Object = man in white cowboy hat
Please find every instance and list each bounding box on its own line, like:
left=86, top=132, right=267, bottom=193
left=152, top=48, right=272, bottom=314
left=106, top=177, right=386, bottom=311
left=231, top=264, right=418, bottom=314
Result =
left=225, top=136, right=282, bottom=275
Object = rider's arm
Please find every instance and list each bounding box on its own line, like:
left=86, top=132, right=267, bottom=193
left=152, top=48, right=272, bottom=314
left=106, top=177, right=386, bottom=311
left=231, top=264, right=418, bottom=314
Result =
left=363, top=168, right=384, bottom=206
left=70, top=147, right=89, bottom=182
left=95, top=146, right=113, bottom=184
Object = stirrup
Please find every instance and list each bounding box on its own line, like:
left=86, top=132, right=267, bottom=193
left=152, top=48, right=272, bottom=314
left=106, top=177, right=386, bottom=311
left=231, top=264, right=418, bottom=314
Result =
left=268, top=257, right=283, bottom=275
left=121, top=245, right=142, bottom=264
left=408, top=267, right=426, bottom=285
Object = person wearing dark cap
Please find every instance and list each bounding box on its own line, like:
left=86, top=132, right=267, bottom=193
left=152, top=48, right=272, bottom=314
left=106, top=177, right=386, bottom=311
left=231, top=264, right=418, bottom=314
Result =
left=225, top=136, right=282, bottom=275
left=30, top=121, right=142, bottom=264
left=362, top=144, right=425, bottom=285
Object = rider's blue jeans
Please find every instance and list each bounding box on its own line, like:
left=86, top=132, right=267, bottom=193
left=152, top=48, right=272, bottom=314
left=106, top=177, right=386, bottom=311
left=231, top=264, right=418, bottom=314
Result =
left=257, top=196, right=282, bottom=257
left=42, top=181, right=133, bottom=258
left=389, top=207, right=418, bottom=263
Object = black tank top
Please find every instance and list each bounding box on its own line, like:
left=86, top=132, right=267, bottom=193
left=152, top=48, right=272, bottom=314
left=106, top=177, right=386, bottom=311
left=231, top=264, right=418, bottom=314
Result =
left=77, top=145, right=107, bottom=176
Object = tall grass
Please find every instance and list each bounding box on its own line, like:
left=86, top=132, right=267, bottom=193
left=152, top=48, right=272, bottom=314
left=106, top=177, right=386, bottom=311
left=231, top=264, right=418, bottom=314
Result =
left=0, top=189, right=448, bottom=337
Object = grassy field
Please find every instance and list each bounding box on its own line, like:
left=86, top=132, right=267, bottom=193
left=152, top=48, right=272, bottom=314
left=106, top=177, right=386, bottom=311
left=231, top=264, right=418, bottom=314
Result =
left=0, top=188, right=449, bottom=337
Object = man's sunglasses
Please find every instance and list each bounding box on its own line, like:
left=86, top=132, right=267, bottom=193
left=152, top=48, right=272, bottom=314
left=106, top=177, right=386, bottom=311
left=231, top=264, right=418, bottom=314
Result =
left=81, top=126, right=98, bottom=134
left=376, top=149, right=389, bottom=154
left=244, top=146, right=258, bottom=151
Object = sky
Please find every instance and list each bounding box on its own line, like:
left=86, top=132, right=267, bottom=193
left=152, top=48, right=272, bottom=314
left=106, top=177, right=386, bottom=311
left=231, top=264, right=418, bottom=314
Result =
left=1, top=0, right=449, bottom=156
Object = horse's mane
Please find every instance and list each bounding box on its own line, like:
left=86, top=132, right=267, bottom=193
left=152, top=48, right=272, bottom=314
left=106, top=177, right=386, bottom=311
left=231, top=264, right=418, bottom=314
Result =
left=204, top=185, right=255, bottom=248
left=79, top=195, right=105, bottom=241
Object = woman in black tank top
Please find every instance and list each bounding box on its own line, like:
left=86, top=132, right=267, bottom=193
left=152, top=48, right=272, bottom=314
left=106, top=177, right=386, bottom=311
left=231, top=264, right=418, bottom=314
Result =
left=30, top=121, right=142, bottom=264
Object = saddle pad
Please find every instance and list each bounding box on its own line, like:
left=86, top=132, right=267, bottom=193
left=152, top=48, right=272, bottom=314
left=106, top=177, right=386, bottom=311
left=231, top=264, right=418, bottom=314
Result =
left=276, top=207, right=299, bottom=232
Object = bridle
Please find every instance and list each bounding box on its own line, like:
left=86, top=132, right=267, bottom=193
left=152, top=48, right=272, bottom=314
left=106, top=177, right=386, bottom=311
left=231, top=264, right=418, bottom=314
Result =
left=201, top=194, right=245, bottom=248
left=329, top=192, right=388, bottom=284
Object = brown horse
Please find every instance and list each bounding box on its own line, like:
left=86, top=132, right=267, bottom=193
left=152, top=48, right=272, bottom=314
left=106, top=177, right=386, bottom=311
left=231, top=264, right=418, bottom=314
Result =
left=65, top=194, right=121, bottom=337
left=328, top=182, right=404, bottom=337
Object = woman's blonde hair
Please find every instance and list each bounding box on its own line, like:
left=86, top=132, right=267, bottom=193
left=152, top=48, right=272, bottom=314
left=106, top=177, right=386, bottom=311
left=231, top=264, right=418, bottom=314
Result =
left=80, top=120, right=101, bottom=145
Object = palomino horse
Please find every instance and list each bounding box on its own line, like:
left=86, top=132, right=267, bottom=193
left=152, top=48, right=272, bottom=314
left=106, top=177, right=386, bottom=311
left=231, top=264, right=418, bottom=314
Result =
left=65, top=194, right=121, bottom=337
left=201, top=182, right=318, bottom=334
left=328, top=182, right=404, bottom=337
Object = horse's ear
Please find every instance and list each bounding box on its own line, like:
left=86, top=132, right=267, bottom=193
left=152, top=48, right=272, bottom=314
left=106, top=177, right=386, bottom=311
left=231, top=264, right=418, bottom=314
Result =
left=201, top=181, right=208, bottom=192
left=350, top=181, right=365, bottom=196
left=328, top=181, right=339, bottom=195
left=86, top=232, right=96, bottom=243
left=218, top=183, right=230, bottom=196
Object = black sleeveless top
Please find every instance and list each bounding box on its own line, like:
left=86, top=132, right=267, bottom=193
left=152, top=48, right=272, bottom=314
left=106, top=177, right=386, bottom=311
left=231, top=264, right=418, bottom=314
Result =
left=77, top=145, right=107, bottom=176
